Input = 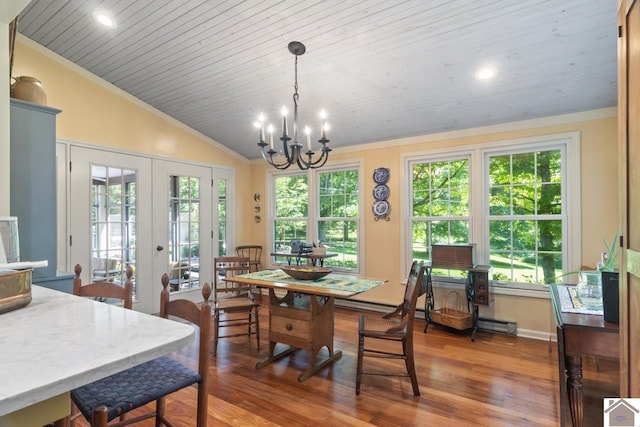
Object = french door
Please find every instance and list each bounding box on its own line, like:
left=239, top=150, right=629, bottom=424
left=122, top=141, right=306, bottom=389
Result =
left=66, top=146, right=230, bottom=313
left=152, top=160, right=213, bottom=310
left=69, top=146, right=153, bottom=313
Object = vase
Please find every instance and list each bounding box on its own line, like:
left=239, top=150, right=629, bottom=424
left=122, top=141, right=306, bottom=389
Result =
left=11, top=76, right=47, bottom=105
left=576, top=270, right=603, bottom=310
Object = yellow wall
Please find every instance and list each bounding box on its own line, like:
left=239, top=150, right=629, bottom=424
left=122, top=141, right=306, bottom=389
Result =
left=12, top=36, right=618, bottom=337
left=12, top=37, right=254, bottom=245
left=250, top=113, right=619, bottom=337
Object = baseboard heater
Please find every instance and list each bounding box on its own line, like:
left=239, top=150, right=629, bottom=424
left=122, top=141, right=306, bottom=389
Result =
left=335, top=299, right=517, bottom=336
left=478, top=317, right=517, bottom=336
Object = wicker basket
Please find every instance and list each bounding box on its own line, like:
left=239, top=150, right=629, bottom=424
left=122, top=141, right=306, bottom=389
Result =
left=430, top=291, right=473, bottom=330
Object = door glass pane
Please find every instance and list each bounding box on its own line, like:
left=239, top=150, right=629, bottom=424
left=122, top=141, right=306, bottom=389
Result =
left=90, top=165, right=138, bottom=300
left=168, top=175, right=201, bottom=292
left=218, top=179, right=227, bottom=256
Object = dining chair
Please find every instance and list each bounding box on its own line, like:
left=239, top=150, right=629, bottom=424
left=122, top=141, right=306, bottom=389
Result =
left=235, top=244, right=263, bottom=272
left=73, top=263, right=133, bottom=308
left=212, top=256, right=259, bottom=355
left=70, top=271, right=211, bottom=427
left=356, top=263, right=426, bottom=396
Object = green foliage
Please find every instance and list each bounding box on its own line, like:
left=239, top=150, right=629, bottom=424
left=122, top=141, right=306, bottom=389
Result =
left=275, top=175, right=308, bottom=217
left=599, top=230, right=620, bottom=271
left=412, top=148, right=563, bottom=284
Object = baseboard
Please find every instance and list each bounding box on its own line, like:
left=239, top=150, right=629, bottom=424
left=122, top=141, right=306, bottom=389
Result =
left=335, top=299, right=554, bottom=341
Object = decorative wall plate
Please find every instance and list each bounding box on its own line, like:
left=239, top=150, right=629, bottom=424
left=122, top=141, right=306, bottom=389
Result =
left=373, top=167, right=390, bottom=184
left=372, top=200, right=390, bottom=217
left=373, top=184, right=389, bottom=201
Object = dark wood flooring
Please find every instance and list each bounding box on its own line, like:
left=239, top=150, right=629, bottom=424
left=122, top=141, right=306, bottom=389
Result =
left=73, top=305, right=619, bottom=426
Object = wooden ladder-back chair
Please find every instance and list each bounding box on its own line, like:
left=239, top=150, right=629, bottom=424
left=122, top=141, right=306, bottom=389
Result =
left=70, top=272, right=211, bottom=427
left=235, top=245, right=262, bottom=272
left=73, top=264, right=133, bottom=309
left=356, top=264, right=426, bottom=396
left=213, top=256, right=260, bottom=355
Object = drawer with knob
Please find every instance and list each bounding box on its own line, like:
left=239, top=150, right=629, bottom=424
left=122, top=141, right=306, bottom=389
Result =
left=473, top=271, right=490, bottom=305
left=271, top=315, right=311, bottom=341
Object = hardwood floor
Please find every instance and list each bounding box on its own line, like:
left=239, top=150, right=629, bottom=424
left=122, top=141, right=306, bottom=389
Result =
left=73, top=305, right=618, bottom=426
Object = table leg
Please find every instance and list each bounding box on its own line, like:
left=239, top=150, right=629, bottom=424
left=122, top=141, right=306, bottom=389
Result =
left=566, top=355, right=584, bottom=427
left=298, top=349, right=343, bottom=382
left=255, top=342, right=298, bottom=369
left=423, top=268, right=433, bottom=333
left=556, top=327, right=569, bottom=427
left=471, top=304, right=479, bottom=342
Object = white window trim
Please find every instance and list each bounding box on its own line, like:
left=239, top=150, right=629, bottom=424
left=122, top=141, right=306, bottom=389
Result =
left=266, top=159, right=365, bottom=274
left=400, top=131, right=581, bottom=289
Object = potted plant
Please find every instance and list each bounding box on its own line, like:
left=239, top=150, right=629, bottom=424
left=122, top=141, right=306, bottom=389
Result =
left=600, top=230, right=620, bottom=323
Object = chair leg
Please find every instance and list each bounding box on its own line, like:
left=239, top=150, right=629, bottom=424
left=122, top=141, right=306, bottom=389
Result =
left=356, top=332, right=364, bottom=395
left=91, top=407, right=108, bottom=427
left=213, top=313, right=219, bottom=356
left=255, top=307, right=260, bottom=349
left=403, top=338, right=420, bottom=396
left=156, top=397, right=165, bottom=427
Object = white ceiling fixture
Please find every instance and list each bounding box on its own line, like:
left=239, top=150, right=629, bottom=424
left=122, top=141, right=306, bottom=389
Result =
left=93, top=11, right=115, bottom=28
left=475, top=66, right=498, bottom=81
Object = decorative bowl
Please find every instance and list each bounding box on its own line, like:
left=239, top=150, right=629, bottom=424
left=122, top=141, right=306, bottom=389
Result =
left=281, top=266, right=332, bottom=281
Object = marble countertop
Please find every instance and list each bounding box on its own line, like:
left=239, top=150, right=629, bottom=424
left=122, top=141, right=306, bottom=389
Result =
left=0, top=286, right=195, bottom=416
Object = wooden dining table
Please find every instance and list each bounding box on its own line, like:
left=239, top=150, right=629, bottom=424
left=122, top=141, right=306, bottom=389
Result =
left=224, top=269, right=386, bottom=381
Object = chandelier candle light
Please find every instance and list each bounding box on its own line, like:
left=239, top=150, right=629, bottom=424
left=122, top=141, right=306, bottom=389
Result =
left=256, top=41, right=331, bottom=170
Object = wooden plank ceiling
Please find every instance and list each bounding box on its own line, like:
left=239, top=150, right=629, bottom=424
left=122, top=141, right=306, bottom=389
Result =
left=17, top=0, right=617, bottom=160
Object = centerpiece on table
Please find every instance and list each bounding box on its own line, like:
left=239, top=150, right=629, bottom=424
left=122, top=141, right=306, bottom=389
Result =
left=573, top=231, right=620, bottom=318
left=281, top=266, right=332, bottom=281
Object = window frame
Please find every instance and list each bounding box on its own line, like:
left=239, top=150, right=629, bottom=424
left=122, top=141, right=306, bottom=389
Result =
left=267, top=159, right=364, bottom=274
left=401, top=132, right=581, bottom=289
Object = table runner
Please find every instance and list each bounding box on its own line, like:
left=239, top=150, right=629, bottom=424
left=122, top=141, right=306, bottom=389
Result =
left=556, top=284, right=604, bottom=315
left=237, top=269, right=385, bottom=293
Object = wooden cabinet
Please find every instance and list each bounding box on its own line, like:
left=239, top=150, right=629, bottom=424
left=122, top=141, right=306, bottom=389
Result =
left=10, top=99, right=72, bottom=291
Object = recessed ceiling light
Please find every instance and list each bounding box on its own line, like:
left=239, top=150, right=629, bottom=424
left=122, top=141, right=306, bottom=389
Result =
left=93, top=11, right=115, bottom=28
left=475, top=66, right=498, bottom=81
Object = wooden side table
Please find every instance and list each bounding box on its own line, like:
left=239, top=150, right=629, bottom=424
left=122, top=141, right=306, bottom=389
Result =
left=550, top=284, right=619, bottom=426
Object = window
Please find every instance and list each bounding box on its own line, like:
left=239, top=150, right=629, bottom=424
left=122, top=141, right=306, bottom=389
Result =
left=410, top=157, right=470, bottom=279
left=217, top=178, right=228, bottom=256
left=404, top=133, right=579, bottom=287
left=90, top=165, right=138, bottom=295
left=168, top=175, right=200, bottom=291
left=487, top=149, right=563, bottom=284
left=273, top=174, right=309, bottom=253
left=270, top=163, right=362, bottom=272
left=213, top=167, right=234, bottom=258
left=318, top=169, right=360, bottom=269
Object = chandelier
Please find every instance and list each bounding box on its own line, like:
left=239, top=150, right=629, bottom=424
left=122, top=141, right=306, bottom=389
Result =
left=256, top=41, right=331, bottom=170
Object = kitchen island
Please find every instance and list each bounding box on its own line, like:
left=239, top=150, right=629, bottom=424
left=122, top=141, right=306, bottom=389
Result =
left=0, top=285, right=194, bottom=426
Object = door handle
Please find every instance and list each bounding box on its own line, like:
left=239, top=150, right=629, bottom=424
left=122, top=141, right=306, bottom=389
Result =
left=156, top=245, right=164, bottom=251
